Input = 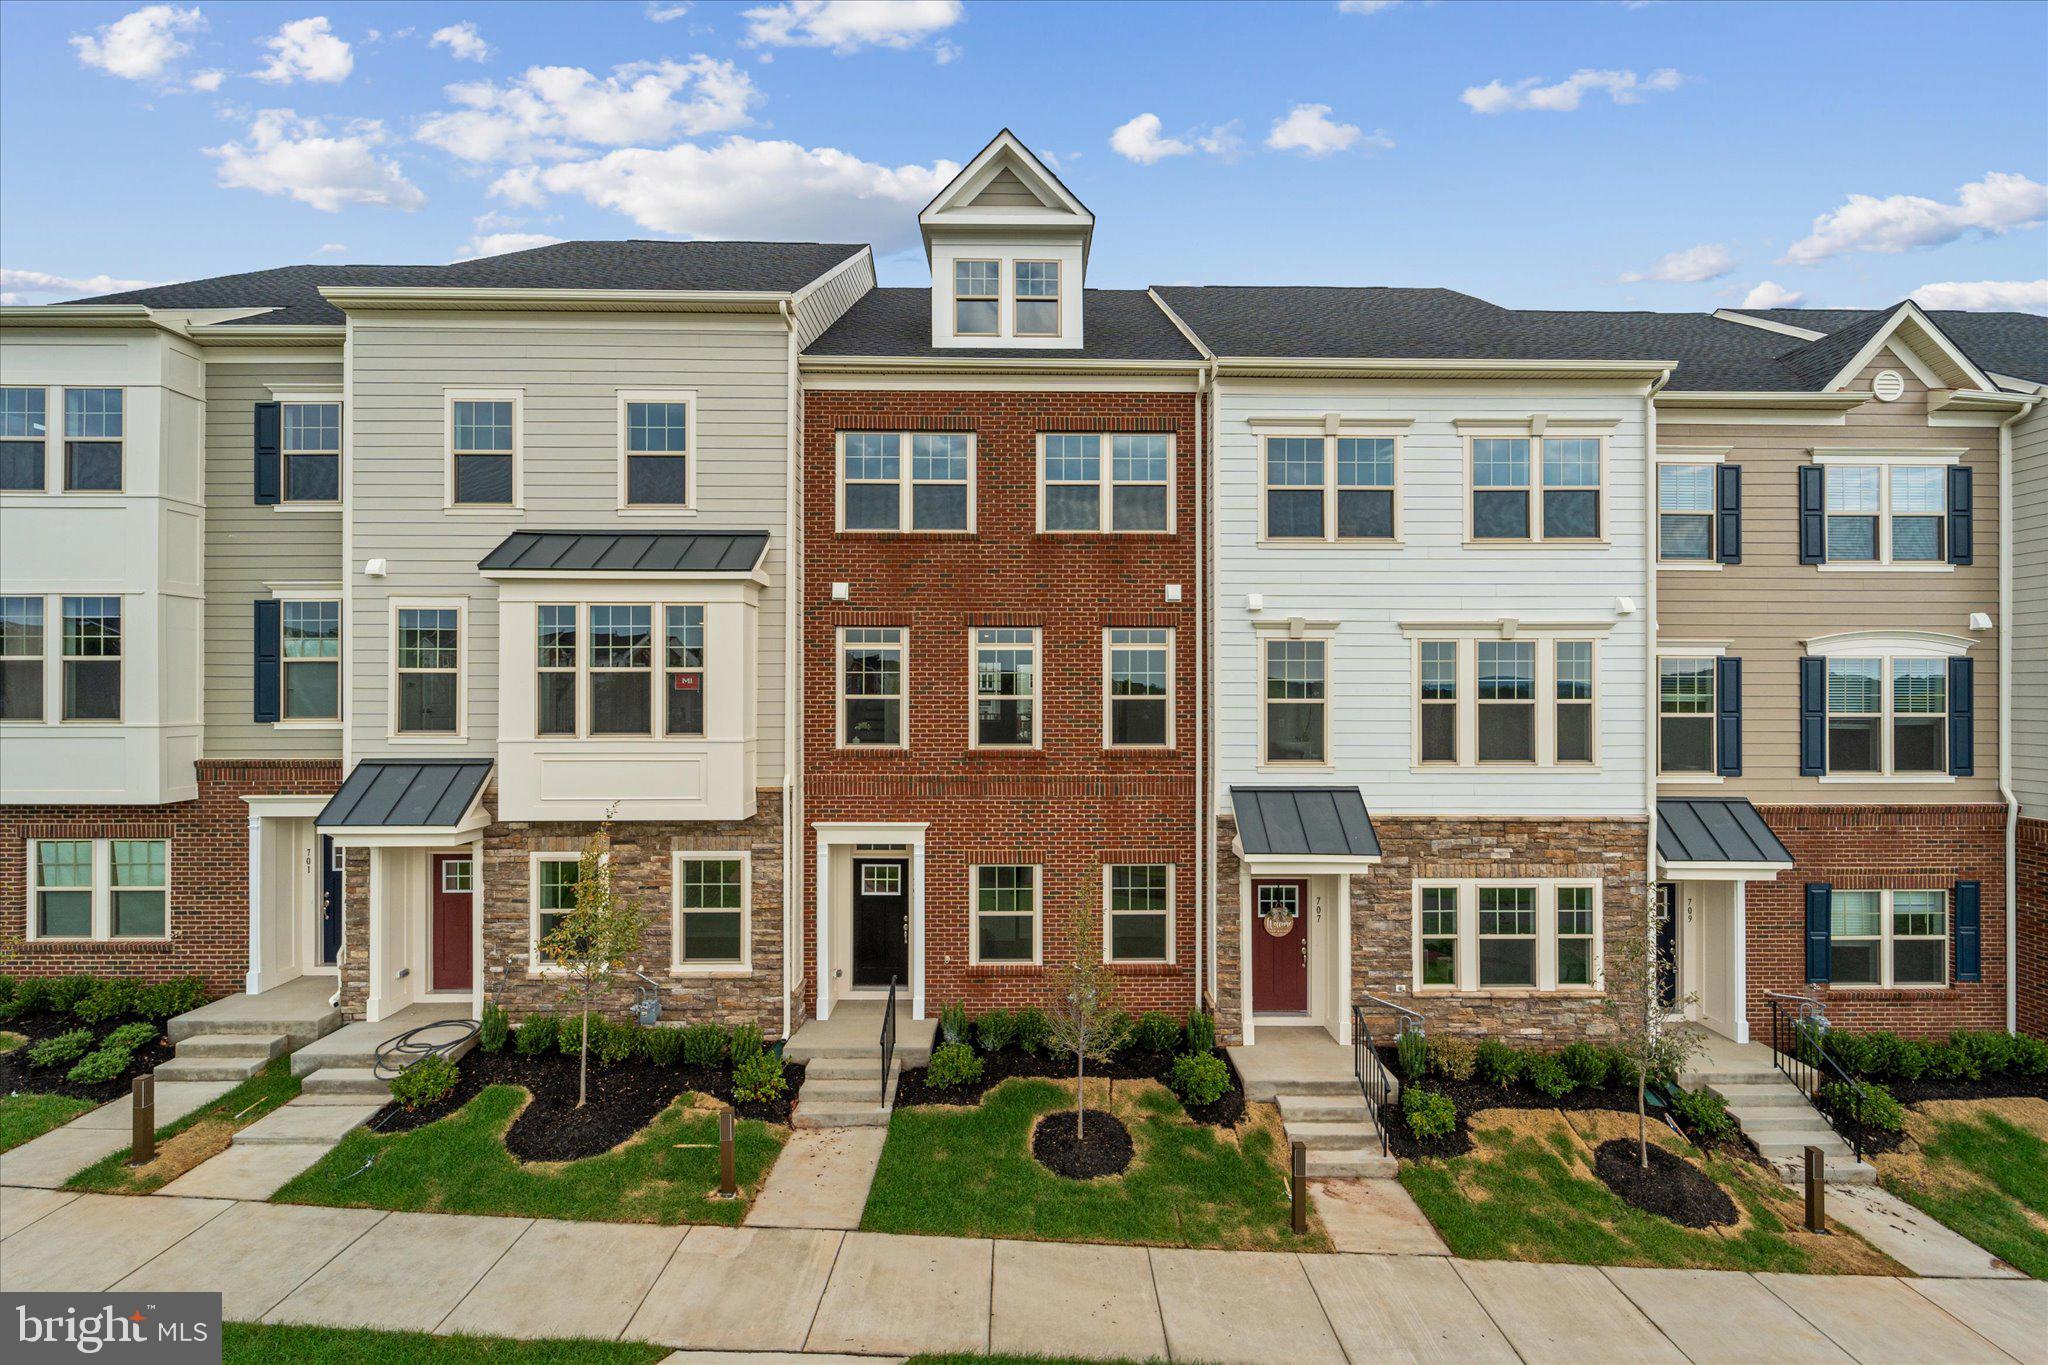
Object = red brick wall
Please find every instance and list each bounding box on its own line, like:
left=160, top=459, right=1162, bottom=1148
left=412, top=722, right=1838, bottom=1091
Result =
left=2020, top=816, right=2046, bottom=1037
left=1748, top=804, right=2008, bottom=1038
left=801, top=388, right=1201, bottom=1017
left=1, top=759, right=342, bottom=995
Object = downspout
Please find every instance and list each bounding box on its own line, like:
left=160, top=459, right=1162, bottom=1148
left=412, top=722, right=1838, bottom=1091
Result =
left=780, top=297, right=800, bottom=1043
left=1645, top=372, right=1670, bottom=1000
left=1205, top=359, right=1222, bottom=1011
left=1997, top=395, right=2036, bottom=1034
left=1192, top=361, right=1210, bottom=1013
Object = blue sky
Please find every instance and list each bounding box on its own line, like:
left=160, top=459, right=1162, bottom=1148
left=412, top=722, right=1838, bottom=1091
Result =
left=3, top=0, right=2044, bottom=313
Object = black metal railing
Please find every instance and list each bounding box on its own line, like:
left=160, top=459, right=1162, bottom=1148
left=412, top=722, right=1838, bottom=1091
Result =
left=879, top=976, right=898, bottom=1106
left=1765, top=991, right=1867, bottom=1162
left=1353, top=993, right=1424, bottom=1157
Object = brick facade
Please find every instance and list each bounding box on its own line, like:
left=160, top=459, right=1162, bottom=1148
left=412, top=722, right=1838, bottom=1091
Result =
left=800, top=388, right=1201, bottom=1018
left=2018, top=816, right=2046, bottom=1037
left=1747, top=803, right=2009, bottom=1038
left=0, top=758, right=343, bottom=995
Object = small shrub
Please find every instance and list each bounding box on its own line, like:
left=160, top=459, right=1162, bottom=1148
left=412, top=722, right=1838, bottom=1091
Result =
left=1668, top=1086, right=1739, bottom=1144
left=1131, top=1011, right=1182, bottom=1055
left=1823, top=1029, right=1876, bottom=1078
left=678, top=1022, right=730, bottom=1067
left=2009, top=1032, right=2048, bottom=1077
left=1184, top=1009, right=1216, bottom=1056
left=76, top=978, right=141, bottom=1024
left=1820, top=1079, right=1905, bottom=1133
left=0, top=974, right=13, bottom=1007
left=1560, top=1041, right=1611, bottom=1090
left=731, top=1050, right=787, bottom=1103
left=729, top=1022, right=766, bottom=1063
left=642, top=1026, right=685, bottom=1067
left=1605, top=1047, right=1643, bottom=1088
left=48, top=976, right=97, bottom=1014
left=514, top=1014, right=559, bottom=1055
left=67, top=1046, right=134, bottom=1086
left=1395, top=1028, right=1428, bottom=1083
left=1923, top=1039, right=1982, bottom=1083
left=136, top=977, right=207, bottom=1020
left=939, top=1001, right=970, bottom=1046
left=1425, top=1035, right=1477, bottom=1082
left=479, top=1003, right=510, bottom=1053
left=1953, top=1030, right=2020, bottom=1076
left=102, top=1021, right=160, bottom=1053
left=28, top=1028, right=94, bottom=1068
left=1861, top=1031, right=1927, bottom=1084
left=1524, top=1052, right=1575, bottom=1099
left=1401, top=1085, right=1458, bottom=1140
left=1012, top=1006, right=1052, bottom=1056
left=1168, top=1052, right=1231, bottom=1108
left=926, top=1041, right=984, bottom=1090
left=8, top=977, right=53, bottom=1017
left=593, top=1017, right=638, bottom=1067
left=390, top=1054, right=459, bottom=1110
left=974, top=1009, right=1017, bottom=1054
left=1474, top=1039, right=1522, bottom=1088
left=557, top=1015, right=590, bottom=1057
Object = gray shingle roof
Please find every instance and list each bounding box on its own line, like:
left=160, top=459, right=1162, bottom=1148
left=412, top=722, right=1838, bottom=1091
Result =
left=479, top=530, right=769, bottom=574
left=1774, top=305, right=1906, bottom=388
left=804, top=288, right=1202, bottom=361
left=319, top=760, right=493, bottom=829
left=1231, top=786, right=1381, bottom=859
left=1656, top=798, right=1792, bottom=867
left=1729, top=306, right=2048, bottom=388
left=66, top=241, right=867, bottom=326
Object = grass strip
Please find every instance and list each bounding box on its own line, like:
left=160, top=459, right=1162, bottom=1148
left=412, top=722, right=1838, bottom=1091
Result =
left=224, top=1323, right=665, bottom=1365
left=0, top=1093, right=97, bottom=1153
left=65, top=1057, right=302, bottom=1193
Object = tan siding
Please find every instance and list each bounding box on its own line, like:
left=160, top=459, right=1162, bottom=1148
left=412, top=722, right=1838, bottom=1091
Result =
left=969, top=167, right=1045, bottom=208
left=1656, top=347, right=2001, bottom=805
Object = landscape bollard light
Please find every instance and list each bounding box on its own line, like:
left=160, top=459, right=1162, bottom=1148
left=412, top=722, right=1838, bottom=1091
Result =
left=1291, top=1140, right=1308, bottom=1235
left=1804, top=1145, right=1826, bottom=1233
left=129, top=1075, right=155, bottom=1167
left=719, top=1107, right=737, bottom=1199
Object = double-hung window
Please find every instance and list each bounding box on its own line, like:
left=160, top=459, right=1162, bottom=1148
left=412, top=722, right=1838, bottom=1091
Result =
left=973, top=864, right=1039, bottom=964
left=1014, top=261, right=1060, bottom=335
left=1105, top=628, right=1171, bottom=747
left=1418, top=641, right=1457, bottom=764
left=1542, top=438, right=1602, bottom=538
left=839, top=627, right=904, bottom=747
left=1825, top=656, right=1947, bottom=775
left=1478, top=887, right=1537, bottom=987
left=1657, top=463, right=1715, bottom=561
left=532, top=855, right=580, bottom=951
left=1471, top=438, right=1531, bottom=539
left=1554, top=641, right=1594, bottom=764
left=0, top=596, right=44, bottom=720
left=536, top=605, right=577, bottom=736
left=1041, top=433, right=1171, bottom=532
left=1419, top=886, right=1458, bottom=986
left=674, top=853, right=747, bottom=968
left=1823, top=463, right=1947, bottom=564
left=621, top=395, right=692, bottom=508
left=1556, top=886, right=1596, bottom=986
left=282, top=402, right=341, bottom=503
left=1658, top=657, right=1716, bottom=775
left=281, top=600, right=340, bottom=720
left=1476, top=641, right=1536, bottom=763
left=1414, top=635, right=1598, bottom=768
left=972, top=627, right=1038, bottom=747
left=1417, top=880, right=1599, bottom=992
left=589, top=605, right=654, bottom=736
left=839, top=432, right=972, bottom=532
left=1105, top=864, right=1171, bottom=963
left=61, top=596, right=121, bottom=721
left=1262, top=637, right=1327, bottom=764
left=1830, top=890, right=1947, bottom=987
left=665, top=606, right=705, bottom=737
left=64, top=388, right=123, bottom=491
left=0, top=386, right=47, bottom=490
left=448, top=396, right=517, bottom=508
left=954, top=259, right=999, bottom=335
left=1260, top=435, right=1398, bottom=541
left=29, top=838, right=168, bottom=940
left=1471, top=435, right=1603, bottom=540
left=395, top=606, right=460, bottom=734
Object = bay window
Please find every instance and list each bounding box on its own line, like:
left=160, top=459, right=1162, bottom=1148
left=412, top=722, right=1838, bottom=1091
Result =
left=64, top=388, right=123, bottom=492
left=589, top=605, right=654, bottom=736
left=61, top=596, right=121, bottom=721
left=536, top=605, right=577, bottom=736
left=1, top=386, right=48, bottom=490
left=0, top=596, right=44, bottom=720
left=665, top=606, right=705, bottom=737
left=531, top=602, right=707, bottom=739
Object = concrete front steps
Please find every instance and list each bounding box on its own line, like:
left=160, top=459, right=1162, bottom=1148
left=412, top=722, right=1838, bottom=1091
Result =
left=1276, top=1082, right=1398, bottom=1180
left=299, top=1068, right=393, bottom=1103
left=153, top=1032, right=288, bottom=1084
left=157, top=975, right=349, bottom=1085
left=1691, top=1068, right=1877, bottom=1185
left=783, top=1003, right=936, bottom=1129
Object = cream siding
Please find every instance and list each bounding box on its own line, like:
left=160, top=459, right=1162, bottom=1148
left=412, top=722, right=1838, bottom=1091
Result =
left=2012, top=399, right=2048, bottom=813
left=793, top=253, right=874, bottom=351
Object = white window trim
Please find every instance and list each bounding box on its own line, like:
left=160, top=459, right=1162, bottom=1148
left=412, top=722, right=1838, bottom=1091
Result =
left=58, top=594, right=123, bottom=725
left=0, top=384, right=57, bottom=496
left=1410, top=878, right=1603, bottom=994
left=277, top=593, right=344, bottom=729
left=24, top=837, right=171, bottom=942
left=1408, top=633, right=1602, bottom=771
left=1102, top=626, right=1175, bottom=750
left=61, top=386, right=126, bottom=496
left=1816, top=651, right=1955, bottom=782
left=1656, top=652, right=1717, bottom=780
left=969, top=863, right=1043, bottom=967
left=953, top=259, right=1001, bottom=337
left=1654, top=456, right=1719, bottom=568
left=1253, top=430, right=1403, bottom=546
left=443, top=389, right=524, bottom=514
left=1013, top=259, right=1063, bottom=338
left=1813, top=454, right=1958, bottom=572
left=275, top=393, right=344, bottom=510
left=1828, top=888, right=1949, bottom=990
left=1036, top=432, right=1176, bottom=536
left=616, top=389, right=698, bottom=515
left=527, top=850, right=589, bottom=976
left=1463, top=432, right=1609, bottom=546
left=836, top=626, right=909, bottom=750
left=672, top=849, right=752, bottom=975
left=969, top=626, right=1042, bottom=751
left=529, top=601, right=707, bottom=742
left=835, top=431, right=977, bottom=535
left=1103, top=863, right=1175, bottom=965
left=388, top=597, right=468, bottom=742
left=0, top=592, right=46, bottom=724
left=1256, top=629, right=1333, bottom=771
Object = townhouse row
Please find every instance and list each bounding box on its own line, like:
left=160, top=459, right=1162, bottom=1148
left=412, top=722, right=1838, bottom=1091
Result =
left=3, top=131, right=2044, bottom=1054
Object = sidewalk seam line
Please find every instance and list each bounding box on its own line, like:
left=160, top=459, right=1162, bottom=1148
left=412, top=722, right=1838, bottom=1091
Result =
left=798, top=1227, right=848, bottom=1351
left=428, top=1215, right=535, bottom=1337
left=1891, top=1277, right=2027, bottom=1363
left=617, top=1223, right=692, bottom=1343
left=1142, top=1241, right=1169, bottom=1361
left=1294, top=1250, right=1356, bottom=1365
left=1446, top=1259, right=1531, bottom=1364
left=249, top=1200, right=392, bottom=1320
left=99, top=1192, right=239, bottom=1291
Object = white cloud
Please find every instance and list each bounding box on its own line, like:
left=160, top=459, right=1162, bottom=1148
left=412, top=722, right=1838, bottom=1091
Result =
left=455, top=231, right=563, bottom=260
left=0, top=267, right=161, bottom=301
left=430, top=22, right=491, bottom=62
left=1620, top=243, right=1735, bottom=284
left=208, top=109, right=424, bottom=212
left=188, top=68, right=225, bottom=91
left=1783, top=173, right=2048, bottom=266
left=71, top=5, right=205, bottom=82
left=254, top=16, right=354, bottom=85
left=742, top=1, right=963, bottom=54
left=1266, top=104, right=1388, bottom=157
left=645, top=2, right=692, bottom=19
left=316, top=242, right=348, bottom=254
left=419, top=58, right=760, bottom=164
left=492, top=135, right=955, bottom=250
left=1337, top=1, right=1404, bottom=11
left=1462, top=67, right=1683, bottom=114
left=1740, top=280, right=1806, bottom=309
left=1108, top=113, right=1239, bottom=165
left=1911, top=279, right=2048, bottom=314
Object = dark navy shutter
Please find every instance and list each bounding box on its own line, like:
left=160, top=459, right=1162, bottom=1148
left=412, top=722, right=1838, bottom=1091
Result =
left=254, top=402, right=282, bottom=505
left=1953, top=881, right=1981, bottom=982
left=1716, top=656, right=1742, bottom=776
left=1799, top=656, right=1828, bottom=776
left=1804, top=883, right=1832, bottom=984
left=253, top=599, right=281, bottom=723
left=1715, top=464, right=1742, bottom=564
left=1947, top=465, right=1973, bottom=565
left=1949, top=656, right=1975, bottom=776
left=1798, top=465, right=1826, bottom=564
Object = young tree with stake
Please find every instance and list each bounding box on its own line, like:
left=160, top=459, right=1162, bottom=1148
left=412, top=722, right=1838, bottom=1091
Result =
left=1045, top=900, right=1128, bottom=1143
left=537, top=819, right=649, bottom=1109
left=1599, top=886, right=1704, bottom=1168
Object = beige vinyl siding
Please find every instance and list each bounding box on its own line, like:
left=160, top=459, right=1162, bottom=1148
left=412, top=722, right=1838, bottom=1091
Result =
left=2013, top=400, right=2048, bottom=813
left=793, top=254, right=874, bottom=351
left=1657, top=348, right=2000, bottom=804
left=344, top=312, right=793, bottom=779
left=202, top=357, right=345, bottom=760
left=969, top=167, right=1047, bottom=208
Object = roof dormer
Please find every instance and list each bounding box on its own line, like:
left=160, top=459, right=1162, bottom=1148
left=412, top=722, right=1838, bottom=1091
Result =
left=921, top=130, right=1093, bottom=350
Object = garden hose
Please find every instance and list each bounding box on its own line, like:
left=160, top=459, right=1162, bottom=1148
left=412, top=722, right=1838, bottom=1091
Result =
left=371, top=1017, right=480, bottom=1081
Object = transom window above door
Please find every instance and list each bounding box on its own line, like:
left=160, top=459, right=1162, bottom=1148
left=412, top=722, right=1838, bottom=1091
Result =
left=1260, top=434, right=1397, bottom=542
left=839, top=432, right=973, bottom=532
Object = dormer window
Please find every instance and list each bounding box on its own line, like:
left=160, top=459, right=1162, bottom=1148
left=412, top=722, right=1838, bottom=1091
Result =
left=1015, top=261, right=1061, bottom=336
left=954, top=260, right=999, bottom=336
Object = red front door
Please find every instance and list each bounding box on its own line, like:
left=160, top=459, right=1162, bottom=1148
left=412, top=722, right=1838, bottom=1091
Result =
left=1250, top=880, right=1309, bottom=1014
left=431, top=854, right=474, bottom=993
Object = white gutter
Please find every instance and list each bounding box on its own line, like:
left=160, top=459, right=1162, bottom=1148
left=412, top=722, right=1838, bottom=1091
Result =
left=1193, top=359, right=1211, bottom=1014
left=1645, top=370, right=1670, bottom=1005
left=780, top=296, right=801, bottom=1043
left=1997, top=394, right=2037, bottom=1034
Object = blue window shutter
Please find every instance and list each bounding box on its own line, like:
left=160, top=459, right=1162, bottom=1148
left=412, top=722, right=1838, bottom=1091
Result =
left=1949, top=656, right=1975, bottom=776
left=1715, top=464, right=1742, bottom=564
left=1953, top=881, right=1981, bottom=982
left=1798, top=465, right=1826, bottom=564
left=1799, top=656, right=1827, bottom=776
left=254, top=402, right=282, bottom=505
left=253, top=599, right=281, bottom=723
left=1805, top=884, right=1832, bottom=984
left=1947, top=465, right=1973, bottom=565
left=1716, top=656, right=1742, bottom=776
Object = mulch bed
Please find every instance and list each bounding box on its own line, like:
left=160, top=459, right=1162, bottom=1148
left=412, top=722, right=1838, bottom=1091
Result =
left=1383, top=1108, right=1476, bottom=1161
left=1372, top=1050, right=1648, bottom=1161
left=369, top=1049, right=804, bottom=1162
left=895, top=1042, right=1246, bottom=1127
left=1592, top=1138, right=1738, bottom=1228
left=0, top=1008, right=175, bottom=1104
left=1890, top=1076, right=2048, bottom=1105
left=1032, top=1108, right=1134, bottom=1179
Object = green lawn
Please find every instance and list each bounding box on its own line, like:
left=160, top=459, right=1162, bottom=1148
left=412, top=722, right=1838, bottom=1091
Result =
left=1877, top=1099, right=2048, bottom=1280
left=274, top=1084, right=783, bottom=1225
left=1398, top=1107, right=1900, bottom=1274
left=66, top=1057, right=302, bottom=1193
left=861, top=1076, right=1325, bottom=1251
left=224, top=1323, right=664, bottom=1365
left=0, top=1092, right=96, bottom=1153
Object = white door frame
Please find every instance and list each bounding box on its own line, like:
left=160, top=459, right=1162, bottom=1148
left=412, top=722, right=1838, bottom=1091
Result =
left=243, top=795, right=331, bottom=996
left=1660, top=864, right=1766, bottom=1045
left=1236, top=855, right=1366, bottom=1047
left=814, top=821, right=928, bottom=1022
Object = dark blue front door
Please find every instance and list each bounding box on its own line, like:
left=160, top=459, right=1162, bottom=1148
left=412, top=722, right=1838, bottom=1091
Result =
left=319, top=835, right=343, bottom=966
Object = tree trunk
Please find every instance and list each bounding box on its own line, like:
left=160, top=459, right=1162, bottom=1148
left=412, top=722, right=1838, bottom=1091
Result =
left=578, top=1004, right=590, bottom=1109
left=1638, top=1076, right=1649, bottom=1169
left=1076, top=1047, right=1086, bottom=1142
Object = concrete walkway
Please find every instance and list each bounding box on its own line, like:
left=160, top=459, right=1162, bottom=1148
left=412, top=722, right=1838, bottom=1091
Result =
left=1, top=1191, right=2038, bottom=1363
left=0, top=1080, right=234, bottom=1188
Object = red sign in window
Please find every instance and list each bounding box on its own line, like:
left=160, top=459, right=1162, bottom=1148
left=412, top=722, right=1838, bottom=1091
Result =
left=673, top=674, right=699, bottom=690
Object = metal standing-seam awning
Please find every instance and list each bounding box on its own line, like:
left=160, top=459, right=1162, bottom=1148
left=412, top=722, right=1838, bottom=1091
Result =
left=1656, top=796, right=1793, bottom=878
left=316, top=759, right=494, bottom=841
left=1230, top=786, right=1382, bottom=864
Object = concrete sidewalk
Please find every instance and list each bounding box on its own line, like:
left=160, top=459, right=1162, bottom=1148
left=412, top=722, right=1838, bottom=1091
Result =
left=1, top=1190, right=2039, bottom=1364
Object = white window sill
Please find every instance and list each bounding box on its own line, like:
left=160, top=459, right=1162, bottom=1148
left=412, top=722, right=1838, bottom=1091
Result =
left=274, top=719, right=343, bottom=731
left=671, top=963, right=751, bottom=977
left=1825, top=984, right=1949, bottom=993
left=1659, top=773, right=1725, bottom=785
left=1413, top=986, right=1604, bottom=998
left=386, top=733, right=468, bottom=745
left=273, top=503, right=343, bottom=514
left=1258, top=762, right=1336, bottom=773
left=26, top=935, right=172, bottom=945
left=1105, top=957, right=1176, bottom=968
left=1255, top=538, right=1405, bottom=550
left=837, top=742, right=911, bottom=752
left=1815, top=563, right=1955, bottom=573
left=1816, top=774, right=1957, bottom=785
left=1462, top=539, right=1612, bottom=550
left=1658, top=561, right=1725, bottom=572
left=840, top=528, right=977, bottom=536
left=443, top=506, right=524, bottom=517
left=1408, top=764, right=1605, bottom=775
left=616, top=506, right=699, bottom=518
